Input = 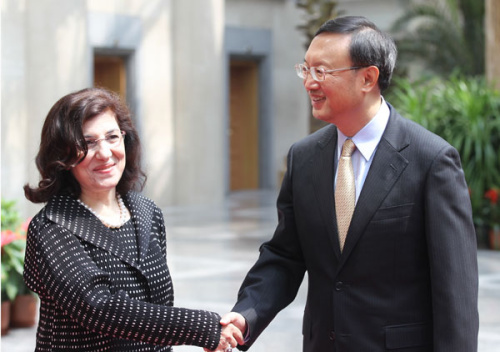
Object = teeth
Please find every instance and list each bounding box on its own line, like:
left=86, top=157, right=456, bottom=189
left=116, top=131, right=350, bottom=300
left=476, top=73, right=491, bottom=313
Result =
left=96, top=164, right=113, bottom=171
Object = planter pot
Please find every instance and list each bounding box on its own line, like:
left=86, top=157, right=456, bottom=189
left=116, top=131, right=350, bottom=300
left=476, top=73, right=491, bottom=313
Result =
left=489, top=228, right=500, bottom=250
left=1, top=301, right=11, bottom=336
left=475, top=225, right=489, bottom=249
left=10, top=294, right=37, bottom=328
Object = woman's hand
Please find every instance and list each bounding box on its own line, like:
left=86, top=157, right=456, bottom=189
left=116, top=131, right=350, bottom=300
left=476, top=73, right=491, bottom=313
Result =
left=205, top=312, right=246, bottom=352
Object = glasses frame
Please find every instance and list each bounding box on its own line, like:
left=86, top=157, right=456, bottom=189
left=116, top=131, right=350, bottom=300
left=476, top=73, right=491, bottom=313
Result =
left=84, top=130, right=126, bottom=151
left=295, top=64, right=366, bottom=82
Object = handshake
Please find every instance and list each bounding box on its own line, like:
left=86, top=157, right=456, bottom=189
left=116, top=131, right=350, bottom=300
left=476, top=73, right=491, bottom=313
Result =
left=204, top=312, right=247, bottom=352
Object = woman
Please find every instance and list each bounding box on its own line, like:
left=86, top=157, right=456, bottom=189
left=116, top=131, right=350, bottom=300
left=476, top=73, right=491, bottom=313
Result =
left=23, top=87, right=238, bottom=351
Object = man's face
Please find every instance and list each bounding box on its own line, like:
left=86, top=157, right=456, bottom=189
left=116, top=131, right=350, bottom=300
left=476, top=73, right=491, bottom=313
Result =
left=303, top=33, right=364, bottom=126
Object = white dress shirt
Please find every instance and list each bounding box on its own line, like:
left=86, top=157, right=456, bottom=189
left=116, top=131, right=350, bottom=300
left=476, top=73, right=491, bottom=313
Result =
left=335, top=97, right=390, bottom=204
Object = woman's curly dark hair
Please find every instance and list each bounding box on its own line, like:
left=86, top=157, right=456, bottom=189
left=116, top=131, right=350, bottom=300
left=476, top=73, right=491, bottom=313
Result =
left=24, top=87, right=147, bottom=203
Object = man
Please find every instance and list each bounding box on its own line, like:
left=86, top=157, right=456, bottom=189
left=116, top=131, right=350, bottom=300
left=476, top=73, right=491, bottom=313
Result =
left=219, top=16, right=479, bottom=351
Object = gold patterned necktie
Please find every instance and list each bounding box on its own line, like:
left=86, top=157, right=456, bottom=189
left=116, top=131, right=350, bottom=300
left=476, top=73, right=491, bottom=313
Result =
left=335, top=139, right=356, bottom=252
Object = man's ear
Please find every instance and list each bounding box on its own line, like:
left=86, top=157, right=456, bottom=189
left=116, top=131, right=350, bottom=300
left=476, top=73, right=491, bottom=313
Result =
left=361, top=65, right=380, bottom=92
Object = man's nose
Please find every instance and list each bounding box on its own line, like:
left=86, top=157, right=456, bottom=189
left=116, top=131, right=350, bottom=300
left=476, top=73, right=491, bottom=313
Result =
left=303, top=73, right=319, bottom=89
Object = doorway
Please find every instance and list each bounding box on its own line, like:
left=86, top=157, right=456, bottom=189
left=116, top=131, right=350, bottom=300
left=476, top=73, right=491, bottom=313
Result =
left=229, top=60, right=259, bottom=191
left=93, top=55, right=127, bottom=100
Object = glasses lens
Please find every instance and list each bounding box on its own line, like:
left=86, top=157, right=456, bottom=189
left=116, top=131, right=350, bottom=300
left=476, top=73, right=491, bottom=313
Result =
left=107, top=135, right=119, bottom=147
left=311, top=67, right=325, bottom=82
left=85, top=140, right=97, bottom=150
left=296, top=64, right=305, bottom=78
left=85, top=131, right=124, bottom=151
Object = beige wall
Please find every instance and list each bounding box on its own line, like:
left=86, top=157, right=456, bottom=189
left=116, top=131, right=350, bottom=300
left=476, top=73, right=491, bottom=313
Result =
left=1, top=0, right=232, bottom=216
left=2, top=0, right=179, bottom=216
left=337, top=0, right=406, bottom=31
left=1, top=0, right=407, bottom=218
left=225, top=0, right=309, bottom=184
left=2, top=0, right=90, bottom=217
left=172, top=0, right=226, bottom=205
left=224, top=0, right=407, bottom=180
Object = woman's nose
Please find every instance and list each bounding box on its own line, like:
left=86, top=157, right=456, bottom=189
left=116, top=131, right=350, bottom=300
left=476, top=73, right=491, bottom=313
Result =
left=94, top=143, right=112, bottom=159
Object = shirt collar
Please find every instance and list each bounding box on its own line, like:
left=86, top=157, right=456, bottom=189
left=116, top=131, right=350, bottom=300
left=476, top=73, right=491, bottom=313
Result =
left=337, top=97, right=390, bottom=162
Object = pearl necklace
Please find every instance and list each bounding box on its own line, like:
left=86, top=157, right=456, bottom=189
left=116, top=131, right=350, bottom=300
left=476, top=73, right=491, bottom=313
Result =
left=78, top=194, right=130, bottom=228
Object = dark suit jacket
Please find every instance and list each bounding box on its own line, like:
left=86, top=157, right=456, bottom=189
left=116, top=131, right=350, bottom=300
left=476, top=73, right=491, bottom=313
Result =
left=233, top=105, right=479, bottom=351
left=23, top=191, right=221, bottom=352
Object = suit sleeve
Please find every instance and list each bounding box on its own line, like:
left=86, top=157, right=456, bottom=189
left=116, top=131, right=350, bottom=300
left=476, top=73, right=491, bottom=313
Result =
left=23, top=215, right=222, bottom=350
left=425, top=145, right=479, bottom=351
left=232, top=145, right=307, bottom=350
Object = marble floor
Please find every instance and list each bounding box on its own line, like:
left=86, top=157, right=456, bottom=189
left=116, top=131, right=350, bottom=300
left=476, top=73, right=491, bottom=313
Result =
left=2, top=190, right=499, bottom=351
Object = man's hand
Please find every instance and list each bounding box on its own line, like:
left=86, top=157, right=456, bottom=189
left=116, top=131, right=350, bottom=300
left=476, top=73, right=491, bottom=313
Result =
left=220, top=312, right=247, bottom=338
left=204, top=312, right=247, bottom=352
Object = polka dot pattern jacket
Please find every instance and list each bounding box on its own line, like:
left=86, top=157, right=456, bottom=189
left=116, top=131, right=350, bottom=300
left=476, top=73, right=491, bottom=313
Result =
left=23, top=192, right=221, bottom=351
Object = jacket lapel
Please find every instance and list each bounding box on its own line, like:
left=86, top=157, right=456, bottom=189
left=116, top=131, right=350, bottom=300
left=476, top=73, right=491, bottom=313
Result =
left=338, top=107, right=410, bottom=268
left=310, top=125, right=343, bottom=261
left=123, top=192, right=153, bottom=268
left=46, top=192, right=152, bottom=270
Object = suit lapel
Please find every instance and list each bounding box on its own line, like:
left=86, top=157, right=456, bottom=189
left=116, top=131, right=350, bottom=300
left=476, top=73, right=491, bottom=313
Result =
left=310, top=125, right=343, bottom=260
left=337, top=107, right=410, bottom=268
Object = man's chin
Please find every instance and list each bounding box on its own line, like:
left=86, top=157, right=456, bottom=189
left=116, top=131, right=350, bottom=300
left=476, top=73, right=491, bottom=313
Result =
left=312, top=110, right=329, bottom=123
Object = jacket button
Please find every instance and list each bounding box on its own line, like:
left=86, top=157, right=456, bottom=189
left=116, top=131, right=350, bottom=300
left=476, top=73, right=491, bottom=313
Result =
left=329, top=331, right=336, bottom=340
left=335, top=281, right=343, bottom=291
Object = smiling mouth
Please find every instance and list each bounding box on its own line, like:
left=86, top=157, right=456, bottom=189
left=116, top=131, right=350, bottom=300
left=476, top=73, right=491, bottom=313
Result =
left=94, top=164, right=115, bottom=172
left=310, top=95, right=326, bottom=104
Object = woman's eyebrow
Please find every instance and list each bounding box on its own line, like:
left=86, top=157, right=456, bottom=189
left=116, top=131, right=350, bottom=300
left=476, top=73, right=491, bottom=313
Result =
left=83, top=128, right=120, bottom=138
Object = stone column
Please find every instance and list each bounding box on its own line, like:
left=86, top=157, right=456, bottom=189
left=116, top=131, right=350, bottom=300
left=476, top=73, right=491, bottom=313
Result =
left=1, top=0, right=88, bottom=217
left=172, top=0, right=226, bottom=205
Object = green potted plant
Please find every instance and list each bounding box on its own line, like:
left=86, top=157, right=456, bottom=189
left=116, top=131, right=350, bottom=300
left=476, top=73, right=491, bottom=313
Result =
left=1, top=199, right=36, bottom=333
left=1, top=230, right=25, bottom=335
left=1, top=230, right=15, bottom=335
left=388, top=73, right=500, bottom=245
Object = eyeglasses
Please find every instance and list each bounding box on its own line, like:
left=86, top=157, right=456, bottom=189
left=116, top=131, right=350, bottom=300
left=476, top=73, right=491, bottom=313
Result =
left=295, top=63, right=366, bottom=82
left=84, top=130, right=126, bottom=151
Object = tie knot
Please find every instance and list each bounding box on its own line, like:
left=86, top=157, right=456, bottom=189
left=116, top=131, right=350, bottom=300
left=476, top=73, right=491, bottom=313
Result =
left=341, top=139, right=356, bottom=157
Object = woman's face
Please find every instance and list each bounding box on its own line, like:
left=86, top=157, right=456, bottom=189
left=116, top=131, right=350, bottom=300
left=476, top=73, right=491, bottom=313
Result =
left=71, top=109, right=126, bottom=197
